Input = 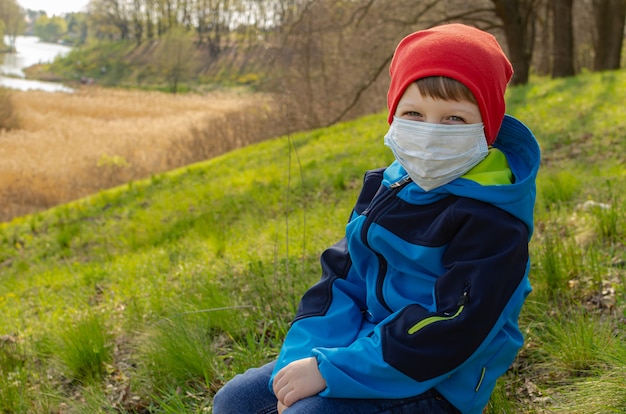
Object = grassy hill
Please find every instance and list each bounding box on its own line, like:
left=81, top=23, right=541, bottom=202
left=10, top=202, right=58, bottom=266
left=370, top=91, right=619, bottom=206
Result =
left=1, top=70, right=625, bottom=413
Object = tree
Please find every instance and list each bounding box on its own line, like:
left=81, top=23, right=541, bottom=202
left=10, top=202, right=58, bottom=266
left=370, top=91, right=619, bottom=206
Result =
left=195, top=0, right=235, bottom=58
left=66, top=13, right=89, bottom=45
left=592, top=0, right=626, bottom=71
left=0, top=0, right=25, bottom=51
left=266, top=0, right=443, bottom=130
left=156, top=25, right=198, bottom=93
left=491, top=0, right=536, bottom=85
left=552, top=0, right=575, bottom=77
left=132, top=0, right=144, bottom=44
left=88, top=0, right=131, bottom=40
left=34, top=15, right=68, bottom=43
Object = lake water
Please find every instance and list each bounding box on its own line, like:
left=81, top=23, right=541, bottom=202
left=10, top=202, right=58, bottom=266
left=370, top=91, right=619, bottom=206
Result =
left=1, top=36, right=73, bottom=92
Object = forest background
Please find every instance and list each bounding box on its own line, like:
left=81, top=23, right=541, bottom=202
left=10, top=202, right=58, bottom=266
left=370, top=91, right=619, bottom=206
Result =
left=0, top=0, right=625, bottom=223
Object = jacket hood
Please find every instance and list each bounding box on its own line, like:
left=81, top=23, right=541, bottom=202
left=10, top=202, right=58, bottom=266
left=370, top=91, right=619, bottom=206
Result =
left=383, top=115, right=540, bottom=237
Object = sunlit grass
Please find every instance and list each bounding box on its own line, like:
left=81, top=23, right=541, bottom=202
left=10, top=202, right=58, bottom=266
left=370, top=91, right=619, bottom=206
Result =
left=539, top=311, right=617, bottom=374
left=55, top=314, right=113, bottom=384
left=535, top=170, right=581, bottom=213
left=0, top=338, right=28, bottom=413
left=556, top=373, right=626, bottom=414
left=550, top=343, right=626, bottom=413
left=484, top=376, right=522, bottom=414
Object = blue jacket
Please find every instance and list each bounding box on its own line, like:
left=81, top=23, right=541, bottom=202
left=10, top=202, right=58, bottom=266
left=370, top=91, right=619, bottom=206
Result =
left=270, top=115, right=540, bottom=414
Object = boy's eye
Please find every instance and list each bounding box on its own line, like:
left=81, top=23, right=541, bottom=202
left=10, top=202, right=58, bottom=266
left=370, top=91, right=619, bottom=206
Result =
left=402, top=111, right=423, bottom=119
left=446, top=115, right=467, bottom=123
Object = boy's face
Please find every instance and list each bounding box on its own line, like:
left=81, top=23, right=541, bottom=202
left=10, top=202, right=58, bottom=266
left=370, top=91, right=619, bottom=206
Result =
left=394, top=83, right=482, bottom=126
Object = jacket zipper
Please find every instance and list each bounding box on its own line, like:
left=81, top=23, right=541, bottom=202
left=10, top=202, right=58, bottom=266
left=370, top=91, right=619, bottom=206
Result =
left=361, top=176, right=412, bottom=312
left=408, top=282, right=471, bottom=334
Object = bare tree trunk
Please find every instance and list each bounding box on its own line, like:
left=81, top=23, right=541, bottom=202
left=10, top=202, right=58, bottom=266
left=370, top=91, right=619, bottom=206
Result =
left=533, top=0, right=552, bottom=75
left=552, top=0, right=575, bottom=77
left=491, top=0, right=535, bottom=85
left=592, top=0, right=626, bottom=71
left=132, top=0, right=144, bottom=44
left=145, top=0, right=155, bottom=39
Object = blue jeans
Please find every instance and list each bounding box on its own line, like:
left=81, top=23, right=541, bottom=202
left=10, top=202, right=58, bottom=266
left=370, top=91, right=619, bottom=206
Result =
left=212, top=361, right=460, bottom=414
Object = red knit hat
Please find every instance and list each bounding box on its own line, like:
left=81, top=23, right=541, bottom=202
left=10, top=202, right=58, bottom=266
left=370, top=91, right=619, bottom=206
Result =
left=387, top=24, right=513, bottom=145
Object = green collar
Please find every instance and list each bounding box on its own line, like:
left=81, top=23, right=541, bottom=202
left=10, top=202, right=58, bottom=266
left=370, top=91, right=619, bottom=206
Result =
left=461, top=148, right=513, bottom=186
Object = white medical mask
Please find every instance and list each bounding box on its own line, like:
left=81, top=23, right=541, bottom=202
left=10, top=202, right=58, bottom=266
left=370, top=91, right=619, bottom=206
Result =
left=384, top=117, right=489, bottom=191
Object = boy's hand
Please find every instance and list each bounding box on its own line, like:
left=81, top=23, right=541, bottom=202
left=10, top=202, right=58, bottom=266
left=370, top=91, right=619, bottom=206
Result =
left=272, top=357, right=326, bottom=413
left=277, top=401, right=288, bottom=413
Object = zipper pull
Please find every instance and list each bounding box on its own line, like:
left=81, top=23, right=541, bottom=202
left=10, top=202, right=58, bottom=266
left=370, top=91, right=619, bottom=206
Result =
left=457, top=282, right=471, bottom=306
left=389, top=175, right=412, bottom=189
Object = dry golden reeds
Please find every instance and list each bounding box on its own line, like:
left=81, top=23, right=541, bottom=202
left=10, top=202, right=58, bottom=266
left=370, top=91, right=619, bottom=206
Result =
left=0, top=87, right=281, bottom=223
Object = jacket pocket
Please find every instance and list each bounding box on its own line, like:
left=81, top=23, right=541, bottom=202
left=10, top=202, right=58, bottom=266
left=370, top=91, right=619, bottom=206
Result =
left=407, top=281, right=470, bottom=335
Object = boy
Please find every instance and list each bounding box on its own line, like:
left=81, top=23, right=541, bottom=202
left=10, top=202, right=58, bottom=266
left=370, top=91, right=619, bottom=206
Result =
left=213, top=23, right=540, bottom=414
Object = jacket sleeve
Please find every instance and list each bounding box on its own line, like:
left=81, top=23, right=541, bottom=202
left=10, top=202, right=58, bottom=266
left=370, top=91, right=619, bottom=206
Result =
left=312, top=200, right=530, bottom=398
left=268, top=168, right=387, bottom=387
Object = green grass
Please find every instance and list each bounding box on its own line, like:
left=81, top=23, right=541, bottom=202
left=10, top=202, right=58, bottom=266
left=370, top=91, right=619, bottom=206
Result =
left=1, top=70, right=626, bottom=412
left=55, top=313, right=113, bottom=384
